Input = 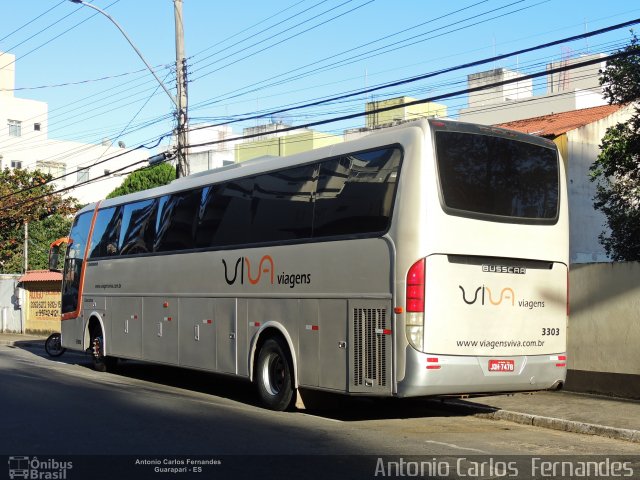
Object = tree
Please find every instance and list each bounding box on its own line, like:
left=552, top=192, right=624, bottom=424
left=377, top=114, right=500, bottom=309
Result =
left=0, top=168, right=79, bottom=273
left=590, top=33, right=640, bottom=261
left=107, top=163, right=176, bottom=199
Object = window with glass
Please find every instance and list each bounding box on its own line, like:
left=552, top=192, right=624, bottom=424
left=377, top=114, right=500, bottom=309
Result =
left=89, top=207, right=122, bottom=257
left=435, top=131, right=559, bottom=223
left=313, top=147, right=402, bottom=237
left=8, top=120, right=21, bottom=137
left=61, top=212, right=93, bottom=314
left=77, top=168, right=90, bottom=183
left=119, top=199, right=157, bottom=255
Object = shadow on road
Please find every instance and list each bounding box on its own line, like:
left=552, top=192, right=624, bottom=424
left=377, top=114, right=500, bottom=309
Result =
left=13, top=340, right=482, bottom=422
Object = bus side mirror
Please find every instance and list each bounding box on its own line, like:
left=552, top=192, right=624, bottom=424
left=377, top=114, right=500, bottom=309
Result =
left=49, top=237, right=70, bottom=272
left=49, top=249, right=60, bottom=272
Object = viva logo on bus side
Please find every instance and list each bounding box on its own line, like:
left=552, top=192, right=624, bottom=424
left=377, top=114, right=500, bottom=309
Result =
left=222, top=255, right=312, bottom=289
left=458, top=285, right=546, bottom=309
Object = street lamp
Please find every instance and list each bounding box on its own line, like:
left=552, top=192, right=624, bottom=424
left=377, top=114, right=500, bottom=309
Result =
left=69, top=0, right=189, bottom=177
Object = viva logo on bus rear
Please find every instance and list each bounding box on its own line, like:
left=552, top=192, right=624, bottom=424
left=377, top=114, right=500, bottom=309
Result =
left=458, top=285, right=545, bottom=309
left=222, top=255, right=311, bottom=288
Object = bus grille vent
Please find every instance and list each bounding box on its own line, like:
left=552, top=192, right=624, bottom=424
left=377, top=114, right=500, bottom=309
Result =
left=353, top=307, right=387, bottom=387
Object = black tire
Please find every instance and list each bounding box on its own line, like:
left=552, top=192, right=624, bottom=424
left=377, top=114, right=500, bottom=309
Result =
left=91, top=335, right=117, bottom=372
left=44, top=332, right=66, bottom=357
left=255, top=337, right=295, bottom=411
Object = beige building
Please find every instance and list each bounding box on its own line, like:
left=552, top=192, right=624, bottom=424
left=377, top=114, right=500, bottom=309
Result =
left=235, top=124, right=342, bottom=163
left=365, top=96, right=447, bottom=129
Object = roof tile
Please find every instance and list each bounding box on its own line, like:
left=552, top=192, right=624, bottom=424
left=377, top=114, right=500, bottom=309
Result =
left=495, top=104, right=623, bottom=137
left=18, top=270, right=62, bottom=283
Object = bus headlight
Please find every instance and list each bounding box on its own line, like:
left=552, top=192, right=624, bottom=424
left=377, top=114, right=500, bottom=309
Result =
left=406, top=312, right=424, bottom=351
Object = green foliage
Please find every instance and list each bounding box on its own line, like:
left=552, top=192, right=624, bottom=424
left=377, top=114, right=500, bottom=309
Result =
left=590, top=34, right=640, bottom=261
left=0, top=168, right=79, bottom=273
left=107, top=163, right=176, bottom=199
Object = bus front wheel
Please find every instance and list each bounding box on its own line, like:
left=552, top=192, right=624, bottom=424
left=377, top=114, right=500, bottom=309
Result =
left=91, top=334, right=117, bottom=372
left=255, top=337, right=295, bottom=411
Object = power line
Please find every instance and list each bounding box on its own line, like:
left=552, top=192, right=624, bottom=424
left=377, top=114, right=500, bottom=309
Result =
left=189, top=0, right=535, bottom=104
left=1, top=48, right=632, bottom=214
left=189, top=0, right=331, bottom=65
left=186, top=18, right=639, bottom=136
left=187, top=51, right=634, bottom=150
left=190, top=0, right=375, bottom=79
left=1, top=0, right=122, bottom=69
left=0, top=0, right=66, bottom=46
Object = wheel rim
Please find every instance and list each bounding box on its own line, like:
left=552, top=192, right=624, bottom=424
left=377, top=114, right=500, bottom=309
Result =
left=261, top=352, right=285, bottom=396
left=93, top=336, right=103, bottom=359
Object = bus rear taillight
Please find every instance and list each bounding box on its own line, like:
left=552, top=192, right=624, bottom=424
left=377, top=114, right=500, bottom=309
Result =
left=406, top=258, right=425, bottom=351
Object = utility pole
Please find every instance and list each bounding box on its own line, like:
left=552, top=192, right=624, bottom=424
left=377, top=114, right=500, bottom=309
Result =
left=69, top=0, right=190, bottom=178
left=174, top=0, right=189, bottom=178
left=23, top=222, right=28, bottom=273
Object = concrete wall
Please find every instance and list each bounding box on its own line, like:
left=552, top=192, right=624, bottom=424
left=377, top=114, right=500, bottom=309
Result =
left=567, top=262, right=640, bottom=397
left=566, top=105, right=635, bottom=263
left=0, top=275, right=22, bottom=333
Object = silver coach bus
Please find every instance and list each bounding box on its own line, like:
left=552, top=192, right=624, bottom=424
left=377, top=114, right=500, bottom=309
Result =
left=51, top=119, right=569, bottom=410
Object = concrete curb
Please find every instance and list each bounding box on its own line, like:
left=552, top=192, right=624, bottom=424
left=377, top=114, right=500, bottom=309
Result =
left=445, top=400, right=640, bottom=444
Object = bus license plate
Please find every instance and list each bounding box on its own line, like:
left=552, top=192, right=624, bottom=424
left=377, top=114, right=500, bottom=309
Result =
left=488, top=359, right=514, bottom=372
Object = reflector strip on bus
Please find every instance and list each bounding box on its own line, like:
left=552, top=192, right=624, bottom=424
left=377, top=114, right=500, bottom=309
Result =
left=305, top=325, right=319, bottom=331
left=426, top=357, right=441, bottom=370
left=375, top=329, right=392, bottom=335
left=251, top=322, right=261, bottom=327
left=203, top=319, right=213, bottom=324
left=550, top=355, right=567, bottom=367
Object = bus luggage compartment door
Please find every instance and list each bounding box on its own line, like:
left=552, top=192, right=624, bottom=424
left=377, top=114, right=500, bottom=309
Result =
left=348, top=300, right=392, bottom=394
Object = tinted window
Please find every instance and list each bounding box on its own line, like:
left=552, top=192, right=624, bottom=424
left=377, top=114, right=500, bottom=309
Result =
left=313, top=147, right=401, bottom=237
left=89, top=207, right=122, bottom=258
left=119, top=199, right=157, bottom=255
left=249, top=165, right=315, bottom=243
left=61, top=211, right=92, bottom=314
left=435, top=131, right=559, bottom=221
left=154, top=190, right=202, bottom=252
left=195, top=178, right=253, bottom=248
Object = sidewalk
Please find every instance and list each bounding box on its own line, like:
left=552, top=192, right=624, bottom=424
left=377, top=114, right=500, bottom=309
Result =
left=2, top=333, right=639, bottom=443
left=443, top=391, right=640, bottom=443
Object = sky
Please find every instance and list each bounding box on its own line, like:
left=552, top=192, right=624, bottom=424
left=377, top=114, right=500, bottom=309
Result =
left=2, top=0, right=640, bottom=159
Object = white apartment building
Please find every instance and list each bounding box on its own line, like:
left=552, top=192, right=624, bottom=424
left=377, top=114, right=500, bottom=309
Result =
left=186, top=123, right=239, bottom=173
left=1, top=51, right=149, bottom=205
left=458, top=53, right=607, bottom=125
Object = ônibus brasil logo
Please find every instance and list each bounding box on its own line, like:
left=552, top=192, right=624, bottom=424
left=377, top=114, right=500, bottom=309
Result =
left=8, top=456, right=73, bottom=479
left=222, top=255, right=311, bottom=289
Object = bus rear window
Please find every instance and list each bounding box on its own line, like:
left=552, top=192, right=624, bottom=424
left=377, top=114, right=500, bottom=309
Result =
left=435, top=131, right=559, bottom=223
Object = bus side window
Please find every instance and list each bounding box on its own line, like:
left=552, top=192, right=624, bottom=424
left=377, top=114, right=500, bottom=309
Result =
left=154, top=189, right=202, bottom=252
left=249, top=165, right=315, bottom=243
left=313, top=147, right=401, bottom=237
left=89, top=207, right=122, bottom=258
left=195, top=178, right=253, bottom=248
left=119, top=199, right=157, bottom=255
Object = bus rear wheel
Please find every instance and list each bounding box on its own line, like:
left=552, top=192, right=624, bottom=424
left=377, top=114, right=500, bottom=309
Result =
left=256, top=337, right=295, bottom=411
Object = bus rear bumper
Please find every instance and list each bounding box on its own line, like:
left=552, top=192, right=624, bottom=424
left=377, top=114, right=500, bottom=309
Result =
left=396, top=347, right=567, bottom=398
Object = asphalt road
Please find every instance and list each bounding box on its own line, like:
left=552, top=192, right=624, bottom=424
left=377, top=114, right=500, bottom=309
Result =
left=1, top=342, right=638, bottom=479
